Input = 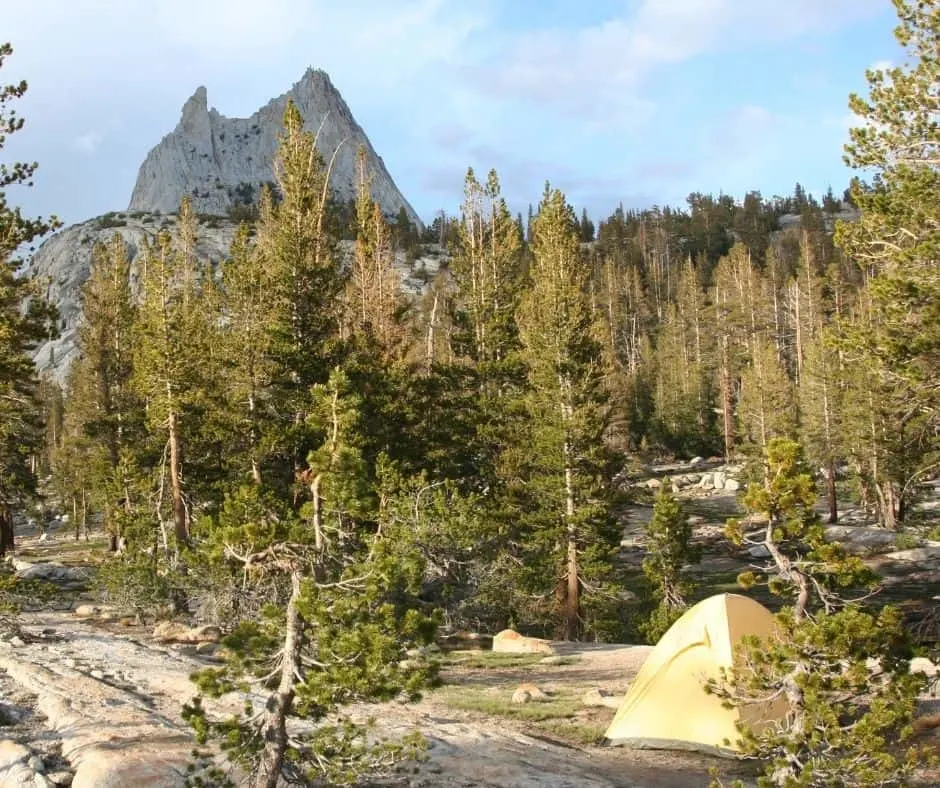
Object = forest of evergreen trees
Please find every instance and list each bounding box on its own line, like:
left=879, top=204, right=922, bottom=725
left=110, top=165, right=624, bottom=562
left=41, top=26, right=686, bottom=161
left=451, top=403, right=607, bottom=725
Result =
left=1, top=2, right=938, bottom=785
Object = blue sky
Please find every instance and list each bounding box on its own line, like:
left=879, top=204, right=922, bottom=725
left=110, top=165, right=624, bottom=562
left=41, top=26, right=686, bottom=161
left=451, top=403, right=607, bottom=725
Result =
left=4, top=0, right=901, bottom=228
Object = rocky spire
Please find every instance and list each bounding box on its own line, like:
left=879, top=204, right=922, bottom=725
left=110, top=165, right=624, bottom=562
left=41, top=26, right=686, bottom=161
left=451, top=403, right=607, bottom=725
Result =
left=127, top=71, right=421, bottom=226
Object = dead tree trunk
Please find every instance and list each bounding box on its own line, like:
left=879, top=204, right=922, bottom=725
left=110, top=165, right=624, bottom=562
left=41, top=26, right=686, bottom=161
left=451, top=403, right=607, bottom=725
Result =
left=253, top=569, right=304, bottom=788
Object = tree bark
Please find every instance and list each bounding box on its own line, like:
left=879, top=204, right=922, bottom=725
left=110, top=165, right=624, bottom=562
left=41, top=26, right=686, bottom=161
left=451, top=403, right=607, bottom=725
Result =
left=0, top=507, right=14, bottom=557
left=252, top=569, right=303, bottom=788
left=563, top=456, right=580, bottom=641
left=167, top=410, right=189, bottom=546
left=826, top=461, right=838, bottom=524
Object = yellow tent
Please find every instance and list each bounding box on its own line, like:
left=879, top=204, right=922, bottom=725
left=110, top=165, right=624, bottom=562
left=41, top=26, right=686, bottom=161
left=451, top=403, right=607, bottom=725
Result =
left=604, top=593, right=787, bottom=754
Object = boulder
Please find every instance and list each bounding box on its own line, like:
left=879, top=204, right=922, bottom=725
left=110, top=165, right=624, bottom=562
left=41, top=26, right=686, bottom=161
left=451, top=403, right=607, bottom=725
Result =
left=689, top=456, right=704, bottom=467
left=910, top=657, right=938, bottom=678
left=12, top=561, right=91, bottom=589
left=0, top=740, right=31, bottom=771
left=70, top=751, right=188, bottom=788
left=511, top=683, right=548, bottom=704
left=646, top=478, right=662, bottom=490
left=0, top=740, right=35, bottom=787
left=712, top=471, right=727, bottom=489
left=824, top=525, right=898, bottom=555
left=152, top=622, right=222, bottom=645
left=581, top=688, right=621, bottom=709
left=492, top=629, right=555, bottom=655
left=724, top=478, right=741, bottom=492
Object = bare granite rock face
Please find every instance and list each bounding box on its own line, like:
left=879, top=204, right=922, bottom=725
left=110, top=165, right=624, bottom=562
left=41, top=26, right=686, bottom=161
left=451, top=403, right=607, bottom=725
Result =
left=128, top=69, right=421, bottom=227
left=27, top=213, right=238, bottom=384
left=27, top=212, right=443, bottom=384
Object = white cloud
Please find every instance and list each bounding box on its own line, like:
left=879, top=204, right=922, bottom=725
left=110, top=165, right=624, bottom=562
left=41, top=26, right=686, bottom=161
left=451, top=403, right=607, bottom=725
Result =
left=470, top=0, right=885, bottom=127
left=72, top=131, right=104, bottom=154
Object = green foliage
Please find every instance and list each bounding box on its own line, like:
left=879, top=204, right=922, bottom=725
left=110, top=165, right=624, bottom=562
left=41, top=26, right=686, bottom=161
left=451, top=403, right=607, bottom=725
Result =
left=93, top=555, right=186, bottom=619
left=96, top=212, right=127, bottom=229
left=641, top=479, right=700, bottom=641
left=835, top=0, right=940, bottom=530
left=0, top=43, right=59, bottom=554
left=715, top=439, right=930, bottom=786
left=727, top=439, right=874, bottom=612
left=511, top=184, right=624, bottom=641
left=711, top=606, right=929, bottom=788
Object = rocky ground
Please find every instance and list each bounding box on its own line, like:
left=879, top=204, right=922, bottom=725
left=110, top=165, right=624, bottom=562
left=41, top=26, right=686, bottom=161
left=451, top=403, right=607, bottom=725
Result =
left=0, top=461, right=938, bottom=787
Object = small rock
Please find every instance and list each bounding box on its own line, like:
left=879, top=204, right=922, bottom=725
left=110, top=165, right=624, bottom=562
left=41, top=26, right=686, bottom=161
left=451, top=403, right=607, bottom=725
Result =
left=89, top=669, right=105, bottom=680
left=512, top=683, right=547, bottom=704
left=9, top=636, right=26, bottom=648
left=38, top=533, right=49, bottom=542
left=73, top=605, right=99, bottom=618
left=689, top=456, right=704, bottom=467
left=195, top=642, right=217, bottom=655
left=581, top=687, right=623, bottom=709
left=63, top=658, right=77, bottom=669
left=581, top=688, right=613, bottom=706
left=724, top=478, right=741, bottom=492
left=28, top=755, right=45, bottom=773
left=748, top=545, right=771, bottom=559
left=47, top=773, right=72, bottom=786
left=646, top=478, right=662, bottom=490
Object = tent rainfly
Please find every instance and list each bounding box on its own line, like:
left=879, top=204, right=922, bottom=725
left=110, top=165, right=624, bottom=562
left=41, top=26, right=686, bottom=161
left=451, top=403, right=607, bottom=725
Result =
left=604, top=593, right=788, bottom=754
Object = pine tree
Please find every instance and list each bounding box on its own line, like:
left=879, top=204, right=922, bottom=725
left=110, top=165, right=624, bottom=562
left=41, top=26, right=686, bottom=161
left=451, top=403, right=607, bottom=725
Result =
left=450, top=167, right=524, bottom=372
left=132, top=214, right=207, bottom=549
left=0, top=43, right=59, bottom=554
left=716, top=439, right=929, bottom=787
left=835, top=0, right=940, bottom=526
left=218, top=223, right=276, bottom=485
left=641, top=480, right=700, bottom=641
left=185, top=369, right=437, bottom=788
left=252, top=100, right=345, bottom=486
left=345, top=147, right=409, bottom=363
left=516, top=184, right=620, bottom=641
left=798, top=331, right=844, bottom=523
left=59, top=233, right=142, bottom=546
left=737, top=336, right=796, bottom=461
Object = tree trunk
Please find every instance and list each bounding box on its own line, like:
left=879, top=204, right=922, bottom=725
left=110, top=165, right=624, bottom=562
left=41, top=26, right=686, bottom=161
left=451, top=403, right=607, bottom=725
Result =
left=167, top=410, right=189, bottom=546
left=310, top=473, right=324, bottom=552
left=425, top=288, right=440, bottom=374
left=720, top=347, right=734, bottom=462
left=0, top=507, right=14, bottom=557
left=81, top=488, right=88, bottom=540
left=252, top=569, right=303, bottom=788
left=72, top=495, right=79, bottom=540
left=563, top=459, right=580, bottom=641
left=826, top=461, right=838, bottom=524
left=248, top=391, right=262, bottom=486
left=876, top=480, right=899, bottom=531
